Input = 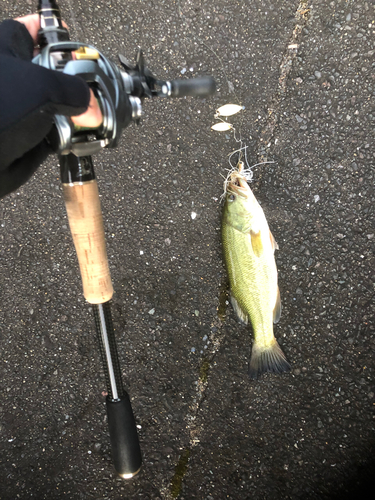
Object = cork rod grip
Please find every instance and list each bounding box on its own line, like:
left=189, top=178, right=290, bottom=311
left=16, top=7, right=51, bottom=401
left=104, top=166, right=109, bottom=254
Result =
left=62, top=181, right=113, bottom=304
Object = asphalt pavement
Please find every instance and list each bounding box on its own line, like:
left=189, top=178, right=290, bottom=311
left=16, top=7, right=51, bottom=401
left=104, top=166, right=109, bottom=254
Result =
left=0, top=0, right=374, bottom=499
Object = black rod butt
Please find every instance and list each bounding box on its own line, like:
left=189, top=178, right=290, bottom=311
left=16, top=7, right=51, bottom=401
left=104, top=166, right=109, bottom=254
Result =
left=106, top=393, right=142, bottom=478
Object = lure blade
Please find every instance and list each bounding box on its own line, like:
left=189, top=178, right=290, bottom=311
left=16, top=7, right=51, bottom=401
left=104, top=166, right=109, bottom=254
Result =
left=216, top=104, right=243, bottom=117
left=211, top=122, right=233, bottom=131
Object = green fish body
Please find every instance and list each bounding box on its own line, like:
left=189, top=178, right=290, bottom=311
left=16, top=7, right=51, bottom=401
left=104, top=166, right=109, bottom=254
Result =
left=221, top=169, right=290, bottom=379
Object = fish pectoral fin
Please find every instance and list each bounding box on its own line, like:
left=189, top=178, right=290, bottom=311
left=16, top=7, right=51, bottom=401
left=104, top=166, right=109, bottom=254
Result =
left=269, top=230, right=279, bottom=252
left=273, top=286, right=282, bottom=324
left=230, top=294, right=248, bottom=324
left=250, top=229, right=264, bottom=257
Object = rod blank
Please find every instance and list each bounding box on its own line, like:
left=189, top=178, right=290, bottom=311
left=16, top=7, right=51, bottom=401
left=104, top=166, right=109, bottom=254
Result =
left=93, top=302, right=142, bottom=477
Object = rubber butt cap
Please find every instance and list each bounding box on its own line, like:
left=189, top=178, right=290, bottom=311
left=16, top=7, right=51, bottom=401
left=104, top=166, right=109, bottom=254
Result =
left=106, top=394, right=142, bottom=478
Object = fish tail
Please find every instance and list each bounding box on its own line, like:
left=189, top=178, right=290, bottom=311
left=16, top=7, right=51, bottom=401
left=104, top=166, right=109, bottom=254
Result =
left=248, top=339, right=291, bottom=380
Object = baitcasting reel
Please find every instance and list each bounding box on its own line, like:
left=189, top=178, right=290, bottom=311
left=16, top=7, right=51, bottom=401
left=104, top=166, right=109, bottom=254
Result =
left=33, top=1, right=216, bottom=157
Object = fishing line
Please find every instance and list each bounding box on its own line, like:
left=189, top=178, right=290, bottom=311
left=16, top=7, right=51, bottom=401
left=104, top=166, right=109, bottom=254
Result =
left=176, top=0, right=242, bottom=104
left=228, top=145, right=250, bottom=171
left=176, top=2, right=281, bottom=206
left=174, top=2, right=277, bottom=184
left=175, top=2, right=276, bottom=186
left=175, top=0, right=248, bottom=158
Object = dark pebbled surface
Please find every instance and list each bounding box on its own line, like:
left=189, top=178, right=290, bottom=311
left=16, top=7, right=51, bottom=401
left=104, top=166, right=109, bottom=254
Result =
left=0, top=1, right=374, bottom=499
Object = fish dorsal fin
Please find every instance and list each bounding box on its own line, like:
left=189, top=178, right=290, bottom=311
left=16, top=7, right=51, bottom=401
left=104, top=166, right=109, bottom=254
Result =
left=250, top=230, right=264, bottom=258
left=273, top=286, right=282, bottom=324
left=230, top=294, right=249, bottom=324
left=269, top=230, right=279, bottom=252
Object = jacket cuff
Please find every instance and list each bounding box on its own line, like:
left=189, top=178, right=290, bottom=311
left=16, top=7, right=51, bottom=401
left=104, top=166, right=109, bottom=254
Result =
left=0, top=19, right=34, bottom=60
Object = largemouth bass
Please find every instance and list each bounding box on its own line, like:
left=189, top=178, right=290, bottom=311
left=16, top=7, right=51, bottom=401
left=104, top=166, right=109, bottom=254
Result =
left=221, top=164, right=290, bottom=379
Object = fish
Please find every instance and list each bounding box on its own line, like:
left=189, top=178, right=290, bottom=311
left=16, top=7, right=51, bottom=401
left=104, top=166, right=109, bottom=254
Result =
left=221, top=163, right=290, bottom=379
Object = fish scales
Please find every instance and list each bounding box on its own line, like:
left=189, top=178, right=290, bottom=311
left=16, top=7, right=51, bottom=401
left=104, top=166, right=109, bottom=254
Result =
left=221, top=166, right=290, bottom=379
left=222, top=227, right=276, bottom=342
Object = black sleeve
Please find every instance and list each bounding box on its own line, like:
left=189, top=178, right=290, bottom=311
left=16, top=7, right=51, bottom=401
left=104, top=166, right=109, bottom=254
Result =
left=0, top=20, right=91, bottom=197
left=0, top=19, right=34, bottom=59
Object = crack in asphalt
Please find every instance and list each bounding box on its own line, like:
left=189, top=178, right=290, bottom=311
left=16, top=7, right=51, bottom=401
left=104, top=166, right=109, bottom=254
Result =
left=129, top=2, right=313, bottom=499
left=159, top=315, right=226, bottom=499
left=259, top=1, right=313, bottom=156
left=159, top=3, right=314, bottom=500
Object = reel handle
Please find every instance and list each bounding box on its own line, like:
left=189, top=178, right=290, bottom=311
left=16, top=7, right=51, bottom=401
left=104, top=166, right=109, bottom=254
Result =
left=165, top=76, right=216, bottom=98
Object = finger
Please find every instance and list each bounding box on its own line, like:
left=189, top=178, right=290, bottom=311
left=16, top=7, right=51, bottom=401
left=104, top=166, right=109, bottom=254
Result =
left=16, top=13, right=69, bottom=45
left=15, top=14, right=40, bottom=44
left=71, top=89, right=103, bottom=128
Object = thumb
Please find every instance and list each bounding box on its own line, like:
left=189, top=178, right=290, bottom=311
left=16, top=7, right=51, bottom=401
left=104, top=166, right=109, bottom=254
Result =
left=0, top=57, right=92, bottom=170
left=34, top=63, right=91, bottom=117
left=0, top=57, right=91, bottom=127
left=35, top=65, right=102, bottom=127
left=71, top=89, right=103, bottom=128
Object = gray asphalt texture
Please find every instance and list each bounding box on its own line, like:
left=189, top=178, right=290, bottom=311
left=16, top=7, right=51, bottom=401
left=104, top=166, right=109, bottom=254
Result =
left=1, top=1, right=374, bottom=499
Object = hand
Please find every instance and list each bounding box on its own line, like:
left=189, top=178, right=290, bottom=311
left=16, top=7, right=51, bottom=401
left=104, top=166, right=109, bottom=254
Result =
left=15, top=14, right=40, bottom=47
left=0, top=15, right=103, bottom=198
left=15, top=14, right=102, bottom=128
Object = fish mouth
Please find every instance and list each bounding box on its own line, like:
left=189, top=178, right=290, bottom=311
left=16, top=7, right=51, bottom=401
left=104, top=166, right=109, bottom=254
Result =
left=226, top=172, right=250, bottom=198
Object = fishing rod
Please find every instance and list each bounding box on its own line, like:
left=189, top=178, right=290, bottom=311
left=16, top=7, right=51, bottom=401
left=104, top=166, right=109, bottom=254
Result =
left=32, top=0, right=215, bottom=478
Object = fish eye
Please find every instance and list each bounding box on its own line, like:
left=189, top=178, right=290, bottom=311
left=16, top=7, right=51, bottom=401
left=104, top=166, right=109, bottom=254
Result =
left=228, top=194, right=236, bottom=202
